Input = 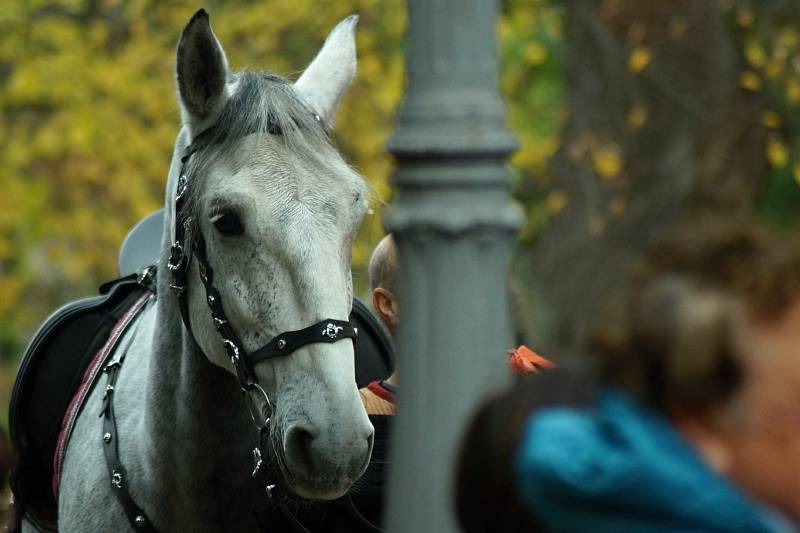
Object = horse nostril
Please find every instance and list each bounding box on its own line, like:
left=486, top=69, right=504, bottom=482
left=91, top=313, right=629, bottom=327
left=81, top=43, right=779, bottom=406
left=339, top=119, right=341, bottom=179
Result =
left=359, top=431, right=375, bottom=471
left=284, top=424, right=317, bottom=478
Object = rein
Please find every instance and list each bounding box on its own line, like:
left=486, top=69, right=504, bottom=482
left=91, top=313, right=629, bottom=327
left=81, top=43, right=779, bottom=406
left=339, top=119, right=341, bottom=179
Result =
left=104, top=119, right=364, bottom=532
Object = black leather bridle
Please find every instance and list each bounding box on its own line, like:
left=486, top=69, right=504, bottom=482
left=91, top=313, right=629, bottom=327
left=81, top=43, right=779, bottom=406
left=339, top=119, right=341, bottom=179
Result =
left=168, top=121, right=358, bottom=393
left=104, top=116, right=364, bottom=532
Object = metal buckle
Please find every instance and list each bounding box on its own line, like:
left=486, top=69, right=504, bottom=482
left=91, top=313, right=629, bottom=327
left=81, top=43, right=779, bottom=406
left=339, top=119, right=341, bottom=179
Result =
left=244, top=383, right=273, bottom=431
left=223, top=339, right=240, bottom=365
left=167, top=243, right=185, bottom=272
left=102, top=384, right=115, bottom=400
left=198, top=261, right=209, bottom=283
left=136, top=265, right=156, bottom=288
left=169, top=283, right=185, bottom=297
left=175, top=174, right=188, bottom=202
left=251, top=447, right=263, bottom=478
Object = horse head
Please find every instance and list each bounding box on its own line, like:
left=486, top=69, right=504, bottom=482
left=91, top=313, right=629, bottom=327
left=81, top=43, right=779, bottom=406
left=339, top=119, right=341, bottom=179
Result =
left=171, top=10, right=373, bottom=500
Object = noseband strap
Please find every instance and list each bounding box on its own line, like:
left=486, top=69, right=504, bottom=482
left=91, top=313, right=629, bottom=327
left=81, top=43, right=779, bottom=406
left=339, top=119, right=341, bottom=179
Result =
left=249, top=319, right=357, bottom=365
left=190, top=227, right=357, bottom=383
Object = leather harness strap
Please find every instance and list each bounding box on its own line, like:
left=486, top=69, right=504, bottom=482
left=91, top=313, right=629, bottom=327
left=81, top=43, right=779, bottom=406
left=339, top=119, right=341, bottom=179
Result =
left=101, top=354, right=156, bottom=532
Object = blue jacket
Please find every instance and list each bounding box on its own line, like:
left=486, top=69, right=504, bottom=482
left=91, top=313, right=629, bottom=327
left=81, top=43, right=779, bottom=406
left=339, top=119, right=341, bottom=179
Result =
left=515, top=389, right=789, bottom=532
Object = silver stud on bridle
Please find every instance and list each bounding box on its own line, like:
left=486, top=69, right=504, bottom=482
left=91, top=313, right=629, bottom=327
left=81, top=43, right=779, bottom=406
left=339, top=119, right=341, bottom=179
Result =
left=323, top=323, right=344, bottom=339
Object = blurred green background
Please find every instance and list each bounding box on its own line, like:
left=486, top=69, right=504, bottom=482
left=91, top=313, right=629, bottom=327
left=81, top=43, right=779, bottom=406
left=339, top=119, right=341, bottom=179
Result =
left=2, top=0, right=800, bottom=424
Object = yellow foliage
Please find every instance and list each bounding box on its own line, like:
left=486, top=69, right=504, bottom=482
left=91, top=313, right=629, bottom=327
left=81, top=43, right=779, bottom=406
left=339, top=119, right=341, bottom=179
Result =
left=739, top=70, right=763, bottom=91
left=779, top=28, right=799, bottom=49
left=627, top=105, right=648, bottom=130
left=744, top=40, right=767, bottom=68
left=512, top=137, right=560, bottom=176
left=545, top=190, right=568, bottom=214
left=764, top=60, right=784, bottom=80
left=523, top=41, right=548, bottom=66
left=0, top=0, right=406, bottom=358
left=787, top=78, right=800, bottom=105
left=762, top=111, right=782, bottom=129
left=628, top=46, right=652, bottom=74
left=591, top=143, right=624, bottom=179
left=766, top=136, right=789, bottom=168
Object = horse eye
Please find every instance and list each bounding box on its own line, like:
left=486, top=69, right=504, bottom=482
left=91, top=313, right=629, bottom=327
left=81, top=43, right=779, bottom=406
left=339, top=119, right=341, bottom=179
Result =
left=211, top=212, right=243, bottom=236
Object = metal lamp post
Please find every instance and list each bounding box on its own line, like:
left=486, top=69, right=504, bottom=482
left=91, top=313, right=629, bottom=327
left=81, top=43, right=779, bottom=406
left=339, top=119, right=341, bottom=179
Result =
left=384, top=1, right=521, bottom=531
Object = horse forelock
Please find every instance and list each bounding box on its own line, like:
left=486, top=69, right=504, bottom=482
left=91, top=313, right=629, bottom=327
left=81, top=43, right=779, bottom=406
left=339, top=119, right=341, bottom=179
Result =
left=176, top=69, right=370, bottom=235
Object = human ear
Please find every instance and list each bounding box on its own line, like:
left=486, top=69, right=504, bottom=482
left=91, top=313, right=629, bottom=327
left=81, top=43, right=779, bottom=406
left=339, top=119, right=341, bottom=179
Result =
left=372, top=287, right=398, bottom=328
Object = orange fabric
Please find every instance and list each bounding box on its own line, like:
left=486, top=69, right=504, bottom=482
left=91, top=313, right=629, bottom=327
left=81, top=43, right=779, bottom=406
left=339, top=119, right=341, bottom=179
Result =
left=367, top=380, right=396, bottom=403
left=508, top=345, right=555, bottom=374
left=359, top=387, right=396, bottom=416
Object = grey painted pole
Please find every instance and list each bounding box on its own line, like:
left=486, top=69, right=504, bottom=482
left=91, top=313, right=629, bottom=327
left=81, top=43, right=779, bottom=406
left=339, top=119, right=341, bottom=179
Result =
left=384, top=1, right=521, bottom=531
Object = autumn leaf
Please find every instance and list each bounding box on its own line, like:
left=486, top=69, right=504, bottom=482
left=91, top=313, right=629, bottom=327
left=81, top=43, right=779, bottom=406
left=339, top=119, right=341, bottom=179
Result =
left=628, top=45, right=652, bottom=73
left=787, top=78, right=800, bottom=105
left=740, top=70, right=763, bottom=92
left=762, top=111, right=782, bottom=129
left=522, top=41, right=548, bottom=65
left=546, top=190, right=568, bottom=213
left=591, top=143, right=624, bottom=179
left=744, top=40, right=767, bottom=68
left=627, top=105, right=648, bottom=130
left=766, top=136, right=789, bottom=168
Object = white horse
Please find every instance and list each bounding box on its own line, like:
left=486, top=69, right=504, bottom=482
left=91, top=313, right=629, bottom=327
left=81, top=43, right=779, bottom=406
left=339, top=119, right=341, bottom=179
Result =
left=53, top=10, right=373, bottom=532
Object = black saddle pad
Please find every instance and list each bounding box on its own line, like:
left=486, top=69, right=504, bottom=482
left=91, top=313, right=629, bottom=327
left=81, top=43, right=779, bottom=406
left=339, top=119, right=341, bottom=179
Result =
left=10, top=273, right=393, bottom=529
left=9, top=276, right=147, bottom=529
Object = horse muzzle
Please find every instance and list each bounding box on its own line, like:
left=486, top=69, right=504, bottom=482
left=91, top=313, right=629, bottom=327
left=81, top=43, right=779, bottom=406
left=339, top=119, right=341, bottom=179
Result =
left=281, top=419, right=374, bottom=499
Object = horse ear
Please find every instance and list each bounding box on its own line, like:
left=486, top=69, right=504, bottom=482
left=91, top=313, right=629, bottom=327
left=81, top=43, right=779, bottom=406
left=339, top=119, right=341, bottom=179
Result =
left=176, top=9, right=230, bottom=134
left=294, top=15, right=358, bottom=128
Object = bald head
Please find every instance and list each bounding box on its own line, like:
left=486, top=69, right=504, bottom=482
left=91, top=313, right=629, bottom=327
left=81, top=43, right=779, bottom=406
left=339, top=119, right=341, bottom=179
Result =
left=369, top=234, right=399, bottom=336
left=368, top=234, right=398, bottom=292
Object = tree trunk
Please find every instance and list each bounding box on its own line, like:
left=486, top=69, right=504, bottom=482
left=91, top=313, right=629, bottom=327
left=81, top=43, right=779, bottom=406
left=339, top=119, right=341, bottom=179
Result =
left=520, top=0, right=768, bottom=356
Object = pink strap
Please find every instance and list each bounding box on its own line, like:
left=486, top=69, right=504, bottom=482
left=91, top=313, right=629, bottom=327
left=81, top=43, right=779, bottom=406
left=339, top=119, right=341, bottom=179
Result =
left=52, top=292, right=151, bottom=499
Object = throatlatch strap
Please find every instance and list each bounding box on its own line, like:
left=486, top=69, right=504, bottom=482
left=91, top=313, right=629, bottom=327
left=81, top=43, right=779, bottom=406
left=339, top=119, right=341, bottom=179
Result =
left=248, top=319, right=358, bottom=366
